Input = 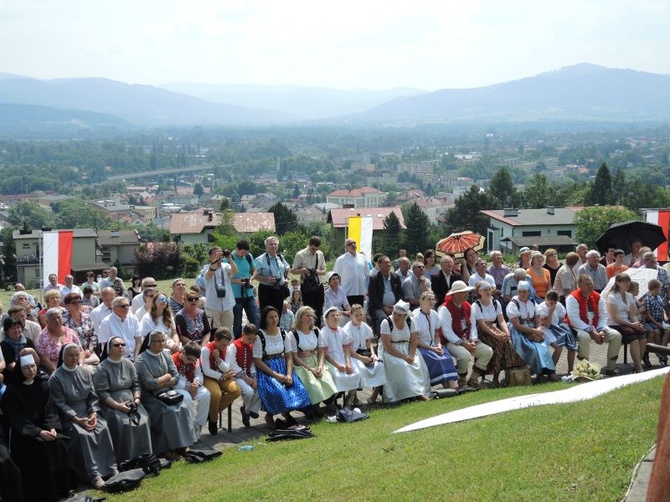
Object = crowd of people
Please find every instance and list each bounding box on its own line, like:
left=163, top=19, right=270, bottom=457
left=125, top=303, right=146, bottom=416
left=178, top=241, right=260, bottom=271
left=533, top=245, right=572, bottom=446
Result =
left=0, top=235, right=669, bottom=499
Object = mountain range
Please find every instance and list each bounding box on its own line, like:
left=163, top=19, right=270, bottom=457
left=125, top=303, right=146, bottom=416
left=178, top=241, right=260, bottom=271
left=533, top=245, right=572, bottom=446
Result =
left=0, top=64, right=669, bottom=131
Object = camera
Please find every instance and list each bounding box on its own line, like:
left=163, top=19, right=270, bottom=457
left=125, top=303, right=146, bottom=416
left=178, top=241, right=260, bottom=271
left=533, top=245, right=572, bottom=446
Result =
left=222, top=249, right=231, bottom=258
left=242, top=278, right=253, bottom=289
left=272, top=276, right=284, bottom=290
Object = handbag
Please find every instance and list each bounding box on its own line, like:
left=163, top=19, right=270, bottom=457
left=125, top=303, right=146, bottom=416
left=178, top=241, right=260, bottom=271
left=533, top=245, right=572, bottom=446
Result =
left=505, top=366, right=532, bottom=386
left=156, top=389, right=183, bottom=406
left=618, top=324, right=646, bottom=336
left=300, top=255, right=323, bottom=295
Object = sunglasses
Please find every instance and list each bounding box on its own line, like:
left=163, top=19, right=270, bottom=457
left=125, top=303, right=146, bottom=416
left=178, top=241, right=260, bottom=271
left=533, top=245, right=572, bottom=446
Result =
left=69, top=300, right=82, bottom=305
left=156, top=297, right=168, bottom=303
left=116, top=304, right=130, bottom=308
left=187, top=297, right=199, bottom=302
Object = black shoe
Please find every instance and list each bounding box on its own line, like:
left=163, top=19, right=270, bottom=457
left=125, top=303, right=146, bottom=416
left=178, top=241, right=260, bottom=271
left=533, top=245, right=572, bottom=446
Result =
left=660, top=355, right=668, bottom=366
left=208, top=420, right=218, bottom=436
left=643, top=353, right=652, bottom=368
left=241, top=406, right=250, bottom=428
left=249, top=411, right=259, bottom=419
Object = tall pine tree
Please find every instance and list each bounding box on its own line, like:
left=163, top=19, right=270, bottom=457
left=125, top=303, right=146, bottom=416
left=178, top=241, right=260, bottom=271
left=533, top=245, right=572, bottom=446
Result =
left=402, top=203, right=430, bottom=254
left=382, top=211, right=404, bottom=255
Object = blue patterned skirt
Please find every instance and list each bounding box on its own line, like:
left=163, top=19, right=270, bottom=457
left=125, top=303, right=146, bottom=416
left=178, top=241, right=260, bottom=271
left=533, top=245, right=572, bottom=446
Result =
left=257, top=357, right=311, bottom=415
left=509, top=322, right=556, bottom=376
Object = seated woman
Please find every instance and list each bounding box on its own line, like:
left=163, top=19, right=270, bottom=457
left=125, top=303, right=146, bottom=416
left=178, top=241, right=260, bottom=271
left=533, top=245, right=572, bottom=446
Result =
left=200, top=328, right=241, bottom=435
left=253, top=306, right=311, bottom=429
left=3, top=355, right=77, bottom=501
left=1, top=317, right=40, bottom=385
left=378, top=301, right=431, bottom=403
left=93, top=337, right=152, bottom=465
left=135, top=330, right=193, bottom=461
left=48, top=344, right=117, bottom=489
left=606, top=273, right=647, bottom=373
left=140, top=293, right=180, bottom=353
left=174, top=291, right=211, bottom=347
left=63, top=292, right=99, bottom=369
left=321, top=306, right=362, bottom=401
left=537, top=290, right=578, bottom=372
left=343, top=304, right=386, bottom=405
left=38, top=290, right=62, bottom=329
left=323, top=272, right=351, bottom=327
left=506, top=281, right=558, bottom=382
left=288, top=306, right=338, bottom=417
left=472, top=282, right=526, bottom=388
left=410, top=292, right=458, bottom=391
left=36, top=308, right=83, bottom=376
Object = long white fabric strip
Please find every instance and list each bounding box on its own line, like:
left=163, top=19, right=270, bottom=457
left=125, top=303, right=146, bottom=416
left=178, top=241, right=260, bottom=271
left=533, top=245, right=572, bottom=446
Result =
left=395, top=367, right=670, bottom=433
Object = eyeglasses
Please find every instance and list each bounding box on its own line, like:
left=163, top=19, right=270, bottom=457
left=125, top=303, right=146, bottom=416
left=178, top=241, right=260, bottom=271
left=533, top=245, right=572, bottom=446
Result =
left=156, top=297, right=168, bottom=304
left=112, top=343, right=126, bottom=347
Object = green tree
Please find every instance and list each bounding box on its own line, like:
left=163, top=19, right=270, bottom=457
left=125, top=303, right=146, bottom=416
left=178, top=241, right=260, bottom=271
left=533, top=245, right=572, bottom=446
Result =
left=522, top=173, right=555, bottom=209
left=585, top=162, right=614, bottom=206
left=52, top=199, right=114, bottom=229
left=612, top=168, right=626, bottom=205
left=488, top=167, right=515, bottom=208
left=443, top=185, right=499, bottom=236
left=8, top=201, right=53, bottom=229
left=268, top=202, right=298, bottom=236
left=193, top=182, right=204, bottom=199
left=402, top=203, right=430, bottom=255
left=0, top=226, right=17, bottom=285
left=574, top=206, right=638, bottom=249
left=382, top=211, right=404, bottom=255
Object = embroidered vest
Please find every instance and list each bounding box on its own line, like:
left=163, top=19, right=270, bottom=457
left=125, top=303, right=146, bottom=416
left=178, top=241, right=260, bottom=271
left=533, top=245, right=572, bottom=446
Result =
left=171, top=352, right=196, bottom=382
left=205, top=340, right=228, bottom=373
left=444, top=296, right=472, bottom=342
left=568, top=289, right=600, bottom=327
left=232, top=338, right=253, bottom=376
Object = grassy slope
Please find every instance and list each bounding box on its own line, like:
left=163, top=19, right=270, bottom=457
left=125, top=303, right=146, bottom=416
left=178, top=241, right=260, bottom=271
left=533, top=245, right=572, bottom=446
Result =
left=105, top=378, right=663, bottom=502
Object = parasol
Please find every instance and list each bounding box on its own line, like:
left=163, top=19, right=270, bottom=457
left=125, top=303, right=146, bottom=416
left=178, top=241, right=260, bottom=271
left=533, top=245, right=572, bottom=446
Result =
left=436, top=231, right=485, bottom=259
left=600, top=267, right=658, bottom=299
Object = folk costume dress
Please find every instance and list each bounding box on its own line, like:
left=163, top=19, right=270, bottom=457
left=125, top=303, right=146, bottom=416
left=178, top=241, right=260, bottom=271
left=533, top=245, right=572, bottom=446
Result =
left=506, top=297, right=555, bottom=375
left=135, top=349, right=193, bottom=454
left=3, top=376, right=77, bottom=501
left=342, top=320, right=387, bottom=388
left=536, top=301, right=577, bottom=350
left=320, top=324, right=362, bottom=392
left=471, top=298, right=526, bottom=376
left=409, top=309, right=457, bottom=386
left=93, top=356, right=153, bottom=464
left=253, top=329, right=311, bottom=415
left=48, top=364, right=117, bottom=483
left=378, top=318, right=431, bottom=403
left=287, top=328, right=339, bottom=404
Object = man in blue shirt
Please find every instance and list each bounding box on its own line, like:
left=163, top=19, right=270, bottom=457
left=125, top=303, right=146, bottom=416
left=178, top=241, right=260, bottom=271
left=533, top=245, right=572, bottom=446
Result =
left=231, top=240, right=260, bottom=339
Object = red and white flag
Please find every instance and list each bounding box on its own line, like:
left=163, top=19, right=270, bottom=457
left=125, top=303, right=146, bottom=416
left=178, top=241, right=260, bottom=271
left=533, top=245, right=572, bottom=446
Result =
left=42, top=230, right=73, bottom=286
left=646, top=210, right=670, bottom=261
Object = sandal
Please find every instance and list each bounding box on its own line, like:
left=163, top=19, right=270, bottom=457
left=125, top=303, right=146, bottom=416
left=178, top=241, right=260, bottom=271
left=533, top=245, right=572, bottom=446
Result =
left=601, top=367, right=621, bottom=377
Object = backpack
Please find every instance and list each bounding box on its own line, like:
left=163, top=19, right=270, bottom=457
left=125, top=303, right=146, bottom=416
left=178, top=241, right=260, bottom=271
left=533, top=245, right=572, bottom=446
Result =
left=183, top=444, right=222, bottom=463
left=258, top=329, right=287, bottom=358
left=292, top=328, right=319, bottom=352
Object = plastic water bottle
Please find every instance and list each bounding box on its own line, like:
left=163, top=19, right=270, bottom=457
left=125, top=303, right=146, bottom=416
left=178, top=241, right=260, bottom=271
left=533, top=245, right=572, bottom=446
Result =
left=238, top=445, right=254, bottom=452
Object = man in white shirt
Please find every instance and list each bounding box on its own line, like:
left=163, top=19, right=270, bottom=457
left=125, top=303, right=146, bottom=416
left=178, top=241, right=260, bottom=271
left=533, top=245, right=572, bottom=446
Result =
left=394, top=257, right=412, bottom=283
left=97, top=296, right=142, bottom=361
left=566, top=275, right=622, bottom=376
left=468, top=259, right=496, bottom=289
left=43, top=274, right=64, bottom=296
left=90, top=287, right=116, bottom=331
left=130, top=277, right=158, bottom=313
left=333, top=239, right=370, bottom=307
left=61, top=275, right=82, bottom=298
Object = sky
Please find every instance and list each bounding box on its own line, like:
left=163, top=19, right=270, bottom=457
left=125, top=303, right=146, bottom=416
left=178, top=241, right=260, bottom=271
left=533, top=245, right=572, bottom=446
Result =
left=1, top=0, right=669, bottom=91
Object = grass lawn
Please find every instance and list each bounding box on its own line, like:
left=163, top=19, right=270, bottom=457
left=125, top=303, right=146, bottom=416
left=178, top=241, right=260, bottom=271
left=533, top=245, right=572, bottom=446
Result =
left=103, top=377, right=663, bottom=502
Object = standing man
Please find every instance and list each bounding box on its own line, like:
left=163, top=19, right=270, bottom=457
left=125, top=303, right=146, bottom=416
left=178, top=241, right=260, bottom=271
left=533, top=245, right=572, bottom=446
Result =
left=575, top=243, right=589, bottom=267
left=43, top=274, right=64, bottom=296
left=291, top=236, right=327, bottom=325
left=333, top=238, right=369, bottom=308
left=642, top=252, right=670, bottom=302
left=566, top=275, right=622, bottom=376
left=98, top=266, right=120, bottom=290
left=202, top=246, right=238, bottom=330
left=130, top=277, right=158, bottom=314
left=90, top=287, right=116, bottom=331
left=394, top=257, right=412, bottom=283
left=253, top=236, right=290, bottom=315
left=231, top=239, right=260, bottom=339
left=367, top=255, right=403, bottom=335
left=168, top=278, right=187, bottom=315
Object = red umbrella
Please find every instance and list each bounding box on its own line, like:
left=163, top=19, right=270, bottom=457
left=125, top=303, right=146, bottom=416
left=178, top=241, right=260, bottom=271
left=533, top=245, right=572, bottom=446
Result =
left=436, top=231, right=486, bottom=259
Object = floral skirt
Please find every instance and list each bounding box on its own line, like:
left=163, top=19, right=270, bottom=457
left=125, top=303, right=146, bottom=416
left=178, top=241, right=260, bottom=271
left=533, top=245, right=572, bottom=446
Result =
left=477, top=326, right=526, bottom=376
